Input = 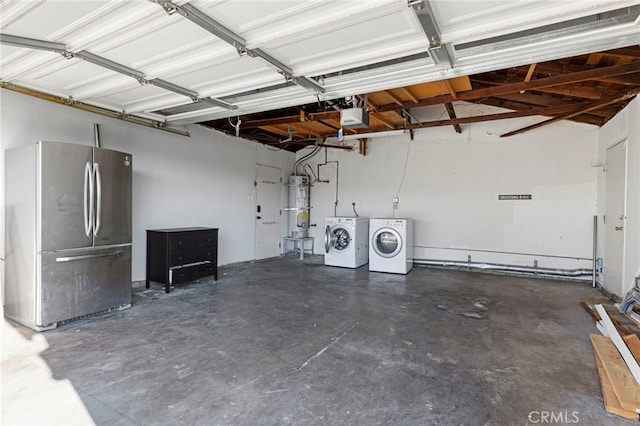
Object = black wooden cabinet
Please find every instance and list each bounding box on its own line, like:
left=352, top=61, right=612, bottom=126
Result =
left=146, top=227, right=218, bottom=293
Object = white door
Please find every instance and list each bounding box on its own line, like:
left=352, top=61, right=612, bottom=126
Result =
left=255, top=165, right=282, bottom=260
left=604, top=141, right=626, bottom=297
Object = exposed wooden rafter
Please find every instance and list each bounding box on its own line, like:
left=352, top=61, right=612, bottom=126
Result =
left=520, top=63, right=537, bottom=93
left=501, top=88, right=640, bottom=138
left=202, top=48, right=640, bottom=151
left=384, top=90, right=405, bottom=106
left=444, top=103, right=462, bottom=133
left=377, top=61, right=640, bottom=112
left=443, top=79, right=458, bottom=99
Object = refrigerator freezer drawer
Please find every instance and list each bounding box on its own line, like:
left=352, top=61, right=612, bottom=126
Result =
left=37, top=246, right=132, bottom=327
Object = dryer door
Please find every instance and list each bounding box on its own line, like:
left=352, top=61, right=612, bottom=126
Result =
left=372, top=228, right=402, bottom=258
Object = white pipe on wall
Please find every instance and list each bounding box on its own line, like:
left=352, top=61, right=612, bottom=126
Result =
left=414, top=258, right=593, bottom=279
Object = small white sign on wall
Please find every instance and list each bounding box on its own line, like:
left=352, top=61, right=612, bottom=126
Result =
left=498, top=194, right=533, bottom=200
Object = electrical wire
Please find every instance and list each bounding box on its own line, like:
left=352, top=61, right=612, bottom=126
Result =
left=394, top=137, right=412, bottom=216
left=293, top=138, right=323, bottom=175
left=227, top=116, right=242, bottom=137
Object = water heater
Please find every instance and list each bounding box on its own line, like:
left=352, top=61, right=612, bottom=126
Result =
left=288, top=175, right=310, bottom=238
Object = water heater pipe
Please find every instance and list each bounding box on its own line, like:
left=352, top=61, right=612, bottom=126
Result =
left=317, top=148, right=339, bottom=215
left=293, top=141, right=322, bottom=175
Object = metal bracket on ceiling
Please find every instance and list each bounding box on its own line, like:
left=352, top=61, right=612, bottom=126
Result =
left=409, top=0, right=454, bottom=69
left=149, top=0, right=325, bottom=94
left=0, top=33, right=236, bottom=111
left=1, top=33, right=67, bottom=56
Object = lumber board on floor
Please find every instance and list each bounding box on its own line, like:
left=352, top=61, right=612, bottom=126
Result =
left=596, top=304, right=640, bottom=386
left=624, top=334, right=640, bottom=365
left=582, top=296, right=640, bottom=338
left=590, top=333, right=640, bottom=414
left=594, top=345, right=640, bottom=421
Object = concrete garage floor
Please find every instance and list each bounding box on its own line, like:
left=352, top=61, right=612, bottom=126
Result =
left=2, top=256, right=633, bottom=426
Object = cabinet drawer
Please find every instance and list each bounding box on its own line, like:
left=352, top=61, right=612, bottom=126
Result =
left=170, top=262, right=215, bottom=284
left=171, top=246, right=215, bottom=266
left=170, top=232, right=217, bottom=250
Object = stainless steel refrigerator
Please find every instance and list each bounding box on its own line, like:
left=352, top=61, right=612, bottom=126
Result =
left=5, top=141, right=132, bottom=330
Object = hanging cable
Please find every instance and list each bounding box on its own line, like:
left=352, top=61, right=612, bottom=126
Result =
left=352, top=202, right=360, bottom=217
left=228, top=116, right=241, bottom=137
left=293, top=138, right=323, bottom=175
left=393, top=137, right=412, bottom=217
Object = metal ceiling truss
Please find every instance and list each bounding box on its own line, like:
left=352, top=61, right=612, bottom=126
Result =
left=1, top=81, right=190, bottom=137
left=0, top=33, right=235, bottom=111
left=149, top=0, right=325, bottom=94
left=410, top=0, right=454, bottom=69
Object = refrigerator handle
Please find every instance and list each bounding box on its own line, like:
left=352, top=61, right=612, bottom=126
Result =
left=93, top=163, right=102, bottom=236
left=56, top=250, right=123, bottom=263
left=84, top=162, right=93, bottom=237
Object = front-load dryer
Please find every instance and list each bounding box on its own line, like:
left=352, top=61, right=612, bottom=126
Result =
left=369, top=218, right=413, bottom=274
left=324, top=217, right=369, bottom=268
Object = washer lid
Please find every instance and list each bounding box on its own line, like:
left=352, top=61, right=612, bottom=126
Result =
left=372, top=228, right=402, bottom=258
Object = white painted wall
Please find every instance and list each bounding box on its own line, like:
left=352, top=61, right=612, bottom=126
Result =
left=0, top=90, right=295, bottom=286
left=302, top=102, right=599, bottom=274
left=597, top=97, right=640, bottom=297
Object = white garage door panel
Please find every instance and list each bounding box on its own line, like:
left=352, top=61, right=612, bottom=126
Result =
left=432, top=0, right=639, bottom=43
left=27, top=61, right=118, bottom=92
left=97, top=84, right=183, bottom=108
left=166, top=56, right=276, bottom=89
left=1, top=1, right=106, bottom=39
left=269, top=10, right=424, bottom=68
left=97, top=21, right=218, bottom=68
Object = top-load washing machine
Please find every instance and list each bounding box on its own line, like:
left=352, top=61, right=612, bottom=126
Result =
left=369, top=218, right=413, bottom=274
left=324, top=217, right=369, bottom=268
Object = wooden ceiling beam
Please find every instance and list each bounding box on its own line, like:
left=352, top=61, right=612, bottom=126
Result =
left=371, top=113, right=396, bottom=130
left=317, top=119, right=340, bottom=131
left=586, top=53, right=604, bottom=66
left=444, top=103, right=462, bottom=133
left=365, top=97, right=402, bottom=128
left=501, top=88, right=640, bottom=137
left=443, top=79, right=458, bottom=99
left=489, top=92, right=570, bottom=107
left=597, top=47, right=640, bottom=58
left=401, top=103, right=583, bottom=131
left=287, top=122, right=324, bottom=138
left=242, top=111, right=340, bottom=128
left=398, top=87, right=419, bottom=103
left=486, top=93, right=620, bottom=117
left=377, top=61, right=640, bottom=112
left=384, top=90, right=405, bottom=106
left=520, top=64, right=537, bottom=93
left=471, top=75, right=606, bottom=99
left=535, top=62, right=640, bottom=85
